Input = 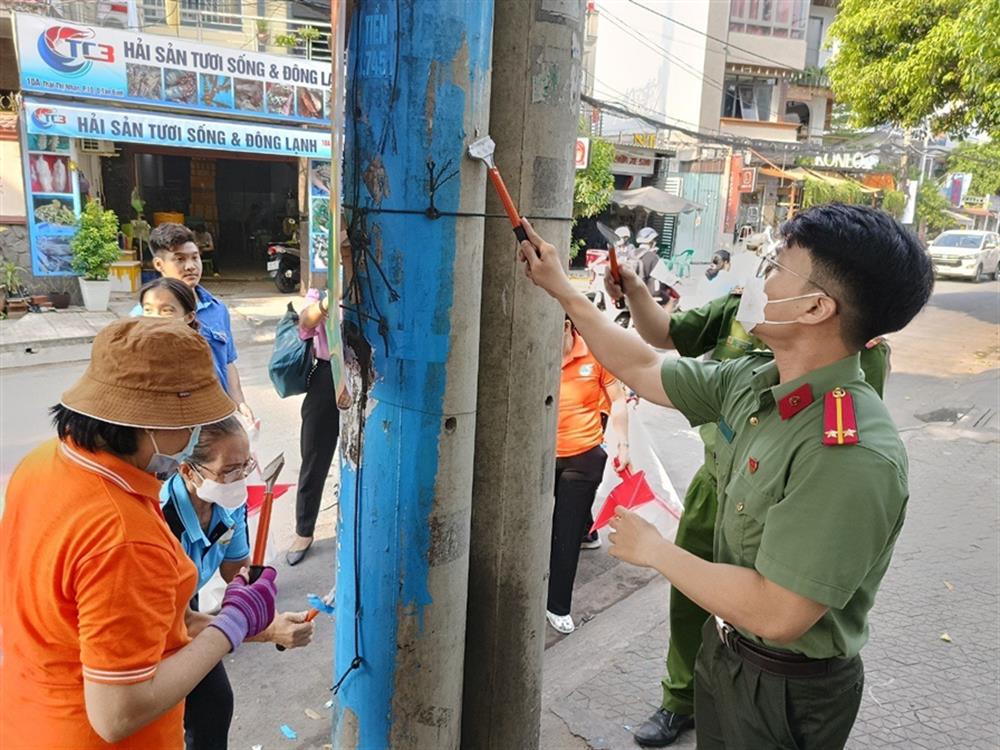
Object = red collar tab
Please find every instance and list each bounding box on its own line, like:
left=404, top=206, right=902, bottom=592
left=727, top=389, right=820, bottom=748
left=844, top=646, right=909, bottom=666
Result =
left=777, top=383, right=814, bottom=420
left=823, top=387, right=860, bottom=446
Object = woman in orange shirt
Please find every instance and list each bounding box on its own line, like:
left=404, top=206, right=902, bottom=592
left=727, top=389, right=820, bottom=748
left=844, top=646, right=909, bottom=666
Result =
left=548, top=316, right=631, bottom=635
left=0, top=318, right=278, bottom=749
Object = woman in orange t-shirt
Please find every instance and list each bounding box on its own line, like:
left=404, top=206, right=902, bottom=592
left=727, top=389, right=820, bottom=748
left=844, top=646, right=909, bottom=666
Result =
left=0, top=319, right=278, bottom=750
left=548, top=317, right=631, bottom=635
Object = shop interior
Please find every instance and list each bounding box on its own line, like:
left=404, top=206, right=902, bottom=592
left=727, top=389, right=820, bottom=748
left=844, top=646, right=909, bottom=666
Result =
left=99, top=146, right=299, bottom=277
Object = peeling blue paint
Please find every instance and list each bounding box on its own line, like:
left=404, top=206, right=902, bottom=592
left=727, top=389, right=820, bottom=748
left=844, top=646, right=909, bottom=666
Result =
left=333, top=1, right=494, bottom=747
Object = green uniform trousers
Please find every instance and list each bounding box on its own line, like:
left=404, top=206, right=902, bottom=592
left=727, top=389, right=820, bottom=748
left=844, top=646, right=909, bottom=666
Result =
left=660, top=463, right=717, bottom=715
left=694, top=618, right=864, bottom=749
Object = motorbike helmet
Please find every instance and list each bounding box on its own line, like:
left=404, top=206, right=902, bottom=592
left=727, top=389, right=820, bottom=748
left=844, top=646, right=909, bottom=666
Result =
left=614, top=226, right=632, bottom=245
left=636, top=227, right=658, bottom=245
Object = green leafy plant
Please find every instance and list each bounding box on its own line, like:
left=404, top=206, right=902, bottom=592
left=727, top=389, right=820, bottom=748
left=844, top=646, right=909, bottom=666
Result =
left=275, top=33, right=299, bottom=48
left=946, top=140, right=1000, bottom=196
left=916, top=181, right=956, bottom=236
left=801, top=177, right=866, bottom=208
left=70, top=201, right=121, bottom=280
left=827, top=0, right=1000, bottom=137
left=0, top=260, right=27, bottom=296
left=572, top=138, right=615, bottom=259
left=881, top=189, right=907, bottom=217
left=297, top=26, right=322, bottom=42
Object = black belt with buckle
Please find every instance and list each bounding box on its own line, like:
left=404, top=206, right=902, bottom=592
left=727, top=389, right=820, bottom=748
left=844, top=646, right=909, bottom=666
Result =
left=714, top=617, right=833, bottom=678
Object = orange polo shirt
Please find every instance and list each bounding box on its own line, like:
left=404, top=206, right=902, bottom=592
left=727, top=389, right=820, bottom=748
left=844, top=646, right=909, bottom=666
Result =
left=0, top=439, right=198, bottom=749
left=558, top=334, right=617, bottom=458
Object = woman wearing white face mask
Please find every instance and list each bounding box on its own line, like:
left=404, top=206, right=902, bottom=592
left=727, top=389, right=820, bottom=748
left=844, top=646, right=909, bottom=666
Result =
left=160, top=417, right=315, bottom=750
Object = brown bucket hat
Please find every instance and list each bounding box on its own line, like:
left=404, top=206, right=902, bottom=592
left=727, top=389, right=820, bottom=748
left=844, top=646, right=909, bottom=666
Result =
left=61, top=317, right=236, bottom=429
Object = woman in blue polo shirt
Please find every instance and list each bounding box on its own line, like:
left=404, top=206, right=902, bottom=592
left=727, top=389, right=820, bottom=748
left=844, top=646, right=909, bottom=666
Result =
left=162, top=417, right=315, bottom=750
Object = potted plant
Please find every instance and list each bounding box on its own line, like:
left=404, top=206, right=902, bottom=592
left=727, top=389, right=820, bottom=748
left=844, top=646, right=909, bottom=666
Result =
left=256, top=19, right=270, bottom=44
left=1, top=260, right=29, bottom=319
left=275, top=33, right=299, bottom=48
left=44, top=276, right=75, bottom=309
left=70, top=200, right=121, bottom=312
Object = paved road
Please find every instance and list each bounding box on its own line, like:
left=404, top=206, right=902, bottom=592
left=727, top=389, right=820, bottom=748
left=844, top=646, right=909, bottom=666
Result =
left=542, top=278, right=1000, bottom=749
left=0, top=279, right=996, bottom=748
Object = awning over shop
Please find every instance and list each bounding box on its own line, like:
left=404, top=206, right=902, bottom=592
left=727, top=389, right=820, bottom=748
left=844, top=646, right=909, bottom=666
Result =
left=786, top=167, right=880, bottom=193
left=22, top=98, right=331, bottom=160
left=612, top=186, right=702, bottom=214
left=944, top=210, right=976, bottom=227
left=759, top=166, right=802, bottom=181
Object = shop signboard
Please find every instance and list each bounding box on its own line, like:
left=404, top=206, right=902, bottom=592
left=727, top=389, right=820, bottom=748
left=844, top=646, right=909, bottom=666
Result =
left=14, top=13, right=331, bottom=127
left=737, top=167, right=757, bottom=193
left=23, top=99, right=333, bottom=159
left=575, top=137, right=590, bottom=170
left=308, top=160, right=331, bottom=272
left=20, top=110, right=81, bottom=276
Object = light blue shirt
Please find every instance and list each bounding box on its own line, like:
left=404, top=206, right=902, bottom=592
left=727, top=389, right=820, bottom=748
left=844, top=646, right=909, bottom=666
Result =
left=160, top=473, right=250, bottom=591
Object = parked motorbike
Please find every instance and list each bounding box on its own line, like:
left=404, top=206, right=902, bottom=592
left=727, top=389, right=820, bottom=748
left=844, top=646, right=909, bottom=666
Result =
left=267, top=243, right=301, bottom=293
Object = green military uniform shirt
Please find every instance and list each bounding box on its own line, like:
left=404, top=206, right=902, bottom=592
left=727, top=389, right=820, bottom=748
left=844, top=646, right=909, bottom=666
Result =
left=660, top=352, right=908, bottom=660
left=668, top=294, right=891, bottom=474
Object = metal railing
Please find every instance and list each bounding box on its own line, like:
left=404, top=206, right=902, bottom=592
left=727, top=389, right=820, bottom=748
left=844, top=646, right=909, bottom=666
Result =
left=788, top=66, right=830, bottom=89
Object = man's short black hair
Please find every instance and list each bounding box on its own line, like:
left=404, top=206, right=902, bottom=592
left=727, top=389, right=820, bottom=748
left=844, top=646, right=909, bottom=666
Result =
left=779, top=204, right=933, bottom=350
left=713, top=250, right=731, bottom=263
left=149, top=223, right=196, bottom=256
left=50, top=404, right=139, bottom=455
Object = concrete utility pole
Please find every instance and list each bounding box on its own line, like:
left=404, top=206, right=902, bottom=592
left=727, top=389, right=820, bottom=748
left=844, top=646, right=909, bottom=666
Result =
left=331, top=1, right=493, bottom=748
left=463, top=2, right=586, bottom=749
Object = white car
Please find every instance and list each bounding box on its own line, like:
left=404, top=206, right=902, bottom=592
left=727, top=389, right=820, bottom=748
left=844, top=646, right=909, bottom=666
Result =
left=928, top=230, right=1000, bottom=281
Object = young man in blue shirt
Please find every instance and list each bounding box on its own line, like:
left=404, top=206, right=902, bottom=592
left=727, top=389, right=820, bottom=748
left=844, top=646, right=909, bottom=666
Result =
left=141, top=223, right=253, bottom=418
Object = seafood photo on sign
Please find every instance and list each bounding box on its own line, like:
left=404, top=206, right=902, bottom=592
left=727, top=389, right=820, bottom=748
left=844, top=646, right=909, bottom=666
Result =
left=266, top=83, right=293, bottom=115
left=297, top=87, right=324, bottom=119
left=311, top=198, right=330, bottom=233
left=33, top=197, right=77, bottom=229
left=311, top=230, right=329, bottom=270
left=30, top=155, right=71, bottom=194
left=199, top=74, right=234, bottom=109
left=310, top=161, right=331, bottom=196
left=127, top=63, right=162, bottom=100
left=28, top=134, right=71, bottom=153
left=235, top=78, right=263, bottom=111
left=164, top=69, right=198, bottom=104
left=34, top=235, right=75, bottom=274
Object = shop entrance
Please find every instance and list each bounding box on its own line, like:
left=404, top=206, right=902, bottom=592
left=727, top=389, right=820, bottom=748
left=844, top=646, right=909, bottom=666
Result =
left=102, top=147, right=299, bottom=278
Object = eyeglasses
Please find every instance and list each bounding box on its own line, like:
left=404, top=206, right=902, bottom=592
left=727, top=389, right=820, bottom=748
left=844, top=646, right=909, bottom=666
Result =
left=755, top=248, right=833, bottom=298
left=191, top=456, right=257, bottom=484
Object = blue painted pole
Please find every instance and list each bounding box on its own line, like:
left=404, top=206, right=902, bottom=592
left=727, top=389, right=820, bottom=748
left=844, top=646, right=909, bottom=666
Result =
left=332, top=1, right=494, bottom=748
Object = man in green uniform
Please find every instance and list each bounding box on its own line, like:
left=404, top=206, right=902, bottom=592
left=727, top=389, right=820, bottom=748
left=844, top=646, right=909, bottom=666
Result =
left=604, top=278, right=890, bottom=746
left=518, top=204, right=933, bottom=748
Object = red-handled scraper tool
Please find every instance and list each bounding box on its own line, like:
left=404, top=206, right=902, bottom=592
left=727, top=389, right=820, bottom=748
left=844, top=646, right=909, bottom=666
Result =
left=468, top=135, right=531, bottom=245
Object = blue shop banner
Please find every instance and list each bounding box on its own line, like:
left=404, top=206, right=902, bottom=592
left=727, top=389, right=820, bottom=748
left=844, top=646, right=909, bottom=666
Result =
left=14, top=13, right=331, bottom=127
left=23, top=99, right=333, bottom=159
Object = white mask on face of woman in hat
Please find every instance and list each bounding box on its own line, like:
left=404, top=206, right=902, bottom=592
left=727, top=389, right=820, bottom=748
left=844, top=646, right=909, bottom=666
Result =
left=735, top=275, right=824, bottom=333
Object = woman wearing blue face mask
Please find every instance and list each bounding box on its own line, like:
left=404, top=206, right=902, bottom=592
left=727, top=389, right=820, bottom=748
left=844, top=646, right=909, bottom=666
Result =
left=160, top=417, right=315, bottom=750
left=0, top=318, right=279, bottom=750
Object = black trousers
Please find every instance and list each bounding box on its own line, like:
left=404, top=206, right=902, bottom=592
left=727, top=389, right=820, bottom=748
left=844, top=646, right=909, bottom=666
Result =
left=548, top=445, right=607, bottom=616
left=296, top=359, right=341, bottom=537
left=694, top=617, right=864, bottom=749
left=184, top=661, right=232, bottom=750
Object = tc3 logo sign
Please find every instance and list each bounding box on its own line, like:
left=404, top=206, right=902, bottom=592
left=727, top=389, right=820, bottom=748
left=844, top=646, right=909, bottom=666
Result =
left=30, top=107, right=68, bottom=130
left=37, top=26, right=115, bottom=77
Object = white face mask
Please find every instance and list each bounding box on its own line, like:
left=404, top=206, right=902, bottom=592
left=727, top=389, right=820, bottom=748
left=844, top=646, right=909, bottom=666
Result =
left=735, top=275, right=824, bottom=332
left=194, top=473, right=248, bottom=510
